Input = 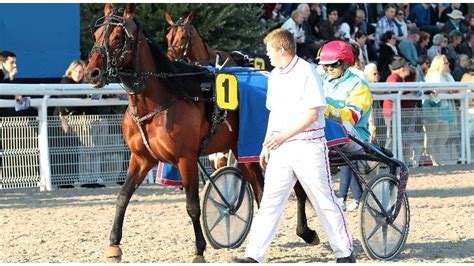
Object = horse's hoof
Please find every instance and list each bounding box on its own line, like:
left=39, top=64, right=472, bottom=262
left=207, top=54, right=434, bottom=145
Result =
left=105, top=245, right=123, bottom=262
left=106, top=256, right=122, bottom=263
left=192, top=255, right=206, bottom=263
left=309, top=232, right=320, bottom=245
left=298, top=229, right=320, bottom=245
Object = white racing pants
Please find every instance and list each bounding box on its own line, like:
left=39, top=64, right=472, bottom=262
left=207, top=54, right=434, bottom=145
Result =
left=244, top=139, right=353, bottom=262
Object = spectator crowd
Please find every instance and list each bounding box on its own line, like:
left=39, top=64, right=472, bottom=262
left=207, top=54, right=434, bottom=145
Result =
left=0, top=3, right=473, bottom=184
left=261, top=3, right=473, bottom=167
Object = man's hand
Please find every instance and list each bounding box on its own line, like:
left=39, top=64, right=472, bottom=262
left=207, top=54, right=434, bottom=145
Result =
left=9, top=67, right=17, bottom=81
left=369, top=131, right=376, bottom=144
left=259, top=146, right=270, bottom=169
left=263, top=131, right=287, bottom=150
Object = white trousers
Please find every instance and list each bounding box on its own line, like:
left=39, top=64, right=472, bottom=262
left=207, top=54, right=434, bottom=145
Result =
left=244, top=139, right=353, bottom=262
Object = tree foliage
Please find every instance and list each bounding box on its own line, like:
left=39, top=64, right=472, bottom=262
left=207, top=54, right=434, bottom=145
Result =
left=80, top=3, right=275, bottom=59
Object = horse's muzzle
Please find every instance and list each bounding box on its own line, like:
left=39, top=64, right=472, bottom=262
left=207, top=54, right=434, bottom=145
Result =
left=87, top=68, right=106, bottom=88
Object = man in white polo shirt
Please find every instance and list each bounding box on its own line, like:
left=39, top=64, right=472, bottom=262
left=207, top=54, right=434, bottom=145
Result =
left=233, top=28, right=355, bottom=263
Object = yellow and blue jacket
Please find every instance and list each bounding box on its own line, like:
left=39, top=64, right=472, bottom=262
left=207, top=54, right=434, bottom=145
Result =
left=322, top=70, right=373, bottom=141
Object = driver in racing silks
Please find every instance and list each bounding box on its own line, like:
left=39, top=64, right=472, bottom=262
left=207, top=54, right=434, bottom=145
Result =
left=318, top=40, right=373, bottom=152
left=317, top=40, right=373, bottom=212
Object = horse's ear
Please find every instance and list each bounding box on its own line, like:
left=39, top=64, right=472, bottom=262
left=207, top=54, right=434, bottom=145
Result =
left=165, top=12, right=174, bottom=26
left=184, top=10, right=195, bottom=23
left=104, top=3, right=113, bottom=16
left=124, top=4, right=136, bottom=18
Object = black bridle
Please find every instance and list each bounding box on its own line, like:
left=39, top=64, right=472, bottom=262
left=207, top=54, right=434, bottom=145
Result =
left=88, top=8, right=217, bottom=158
left=89, top=9, right=137, bottom=82
left=167, top=18, right=194, bottom=62
left=89, top=9, right=208, bottom=95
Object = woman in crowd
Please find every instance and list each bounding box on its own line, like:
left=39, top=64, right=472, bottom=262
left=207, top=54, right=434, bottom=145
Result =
left=393, top=8, right=409, bottom=39
left=51, top=60, right=87, bottom=188
left=422, top=55, right=456, bottom=166
left=377, top=30, right=398, bottom=82
left=53, top=60, right=87, bottom=117
left=281, top=9, right=305, bottom=46
left=416, top=31, right=431, bottom=57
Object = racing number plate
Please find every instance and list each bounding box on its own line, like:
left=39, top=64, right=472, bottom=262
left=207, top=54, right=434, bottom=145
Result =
left=254, top=57, right=266, bottom=70
left=216, top=74, right=238, bottom=110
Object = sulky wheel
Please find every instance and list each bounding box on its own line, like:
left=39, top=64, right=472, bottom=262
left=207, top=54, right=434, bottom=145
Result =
left=359, top=174, right=410, bottom=260
left=201, top=166, right=254, bottom=249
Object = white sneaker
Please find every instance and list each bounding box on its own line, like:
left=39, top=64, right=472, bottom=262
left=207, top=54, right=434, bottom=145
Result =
left=346, top=201, right=360, bottom=212
left=337, top=197, right=346, bottom=211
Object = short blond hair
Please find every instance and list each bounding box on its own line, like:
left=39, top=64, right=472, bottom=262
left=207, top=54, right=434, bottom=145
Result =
left=263, top=28, right=296, bottom=55
left=64, top=60, right=85, bottom=78
left=291, top=9, right=303, bottom=20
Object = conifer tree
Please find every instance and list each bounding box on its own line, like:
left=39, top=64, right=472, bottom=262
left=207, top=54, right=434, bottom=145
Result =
left=80, top=3, right=275, bottom=59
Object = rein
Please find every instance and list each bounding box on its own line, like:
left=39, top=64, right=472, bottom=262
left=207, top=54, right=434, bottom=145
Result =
left=167, top=18, right=194, bottom=61
left=167, top=19, right=215, bottom=65
left=90, top=9, right=223, bottom=160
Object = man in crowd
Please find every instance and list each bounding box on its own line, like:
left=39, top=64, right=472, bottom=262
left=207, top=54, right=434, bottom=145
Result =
left=398, top=27, right=421, bottom=66
left=0, top=50, right=18, bottom=82
left=375, top=4, right=398, bottom=49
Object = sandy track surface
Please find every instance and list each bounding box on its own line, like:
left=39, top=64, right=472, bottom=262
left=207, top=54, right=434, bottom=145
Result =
left=1, top=164, right=473, bottom=263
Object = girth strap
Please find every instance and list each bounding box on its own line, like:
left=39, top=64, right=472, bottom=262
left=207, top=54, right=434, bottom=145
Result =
left=127, top=99, right=177, bottom=160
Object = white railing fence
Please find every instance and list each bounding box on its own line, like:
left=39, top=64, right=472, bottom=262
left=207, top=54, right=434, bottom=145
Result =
left=0, top=82, right=473, bottom=191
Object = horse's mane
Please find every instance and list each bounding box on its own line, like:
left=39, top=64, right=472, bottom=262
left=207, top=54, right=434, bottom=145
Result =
left=136, top=18, right=209, bottom=98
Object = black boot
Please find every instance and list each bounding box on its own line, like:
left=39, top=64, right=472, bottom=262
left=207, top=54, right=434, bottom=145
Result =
left=336, top=252, right=356, bottom=263
left=232, top=257, right=258, bottom=263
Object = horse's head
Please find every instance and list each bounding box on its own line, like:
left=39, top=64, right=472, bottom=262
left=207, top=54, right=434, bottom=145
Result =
left=87, top=3, right=139, bottom=88
left=165, top=11, right=197, bottom=62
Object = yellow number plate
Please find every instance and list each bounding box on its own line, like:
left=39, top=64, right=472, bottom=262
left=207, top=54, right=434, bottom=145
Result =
left=216, top=74, right=238, bottom=110
left=254, top=57, right=265, bottom=70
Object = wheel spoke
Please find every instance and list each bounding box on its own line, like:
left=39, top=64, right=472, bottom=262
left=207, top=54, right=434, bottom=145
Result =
left=223, top=175, right=240, bottom=207
left=366, top=201, right=383, bottom=217
left=367, top=223, right=382, bottom=241
left=225, top=211, right=231, bottom=245
left=383, top=225, right=388, bottom=255
left=209, top=195, right=228, bottom=210
left=208, top=210, right=227, bottom=233
left=389, top=222, right=403, bottom=235
left=233, top=213, right=249, bottom=224
left=207, top=196, right=230, bottom=233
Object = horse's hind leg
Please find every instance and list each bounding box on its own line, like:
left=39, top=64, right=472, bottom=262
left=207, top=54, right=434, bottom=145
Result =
left=105, top=154, right=154, bottom=262
left=240, top=162, right=264, bottom=207
left=178, top=159, right=207, bottom=263
left=294, top=181, right=320, bottom=245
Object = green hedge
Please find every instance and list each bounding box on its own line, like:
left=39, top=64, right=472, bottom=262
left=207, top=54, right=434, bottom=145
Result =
left=80, top=3, right=276, bottom=58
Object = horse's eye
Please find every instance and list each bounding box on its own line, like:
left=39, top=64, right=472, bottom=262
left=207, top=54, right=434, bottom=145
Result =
left=111, top=35, right=124, bottom=48
left=114, top=35, right=124, bottom=42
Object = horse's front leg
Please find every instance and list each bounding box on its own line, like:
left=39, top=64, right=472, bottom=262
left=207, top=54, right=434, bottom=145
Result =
left=294, top=181, right=320, bottom=245
left=178, top=158, right=207, bottom=263
left=105, top=153, right=155, bottom=262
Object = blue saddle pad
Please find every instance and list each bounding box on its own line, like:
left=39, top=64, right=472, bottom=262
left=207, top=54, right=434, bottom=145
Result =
left=324, top=118, right=350, bottom=147
left=157, top=67, right=350, bottom=185
left=156, top=162, right=183, bottom=187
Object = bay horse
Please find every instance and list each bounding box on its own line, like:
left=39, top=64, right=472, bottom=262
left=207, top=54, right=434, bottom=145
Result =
left=86, top=4, right=317, bottom=262
left=165, top=11, right=240, bottom=171
left=165, top=9, right=320, bottom=248
left=165, top=11, right=241, bottom=67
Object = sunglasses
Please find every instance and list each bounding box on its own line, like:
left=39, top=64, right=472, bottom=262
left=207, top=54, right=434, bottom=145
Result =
left=322, top=61, right=342, bottom=70
left=397, top=13, right=404, bottom=16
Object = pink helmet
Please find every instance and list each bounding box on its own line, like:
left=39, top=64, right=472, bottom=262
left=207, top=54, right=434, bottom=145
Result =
left=318, top=40, right=354, bottom=65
